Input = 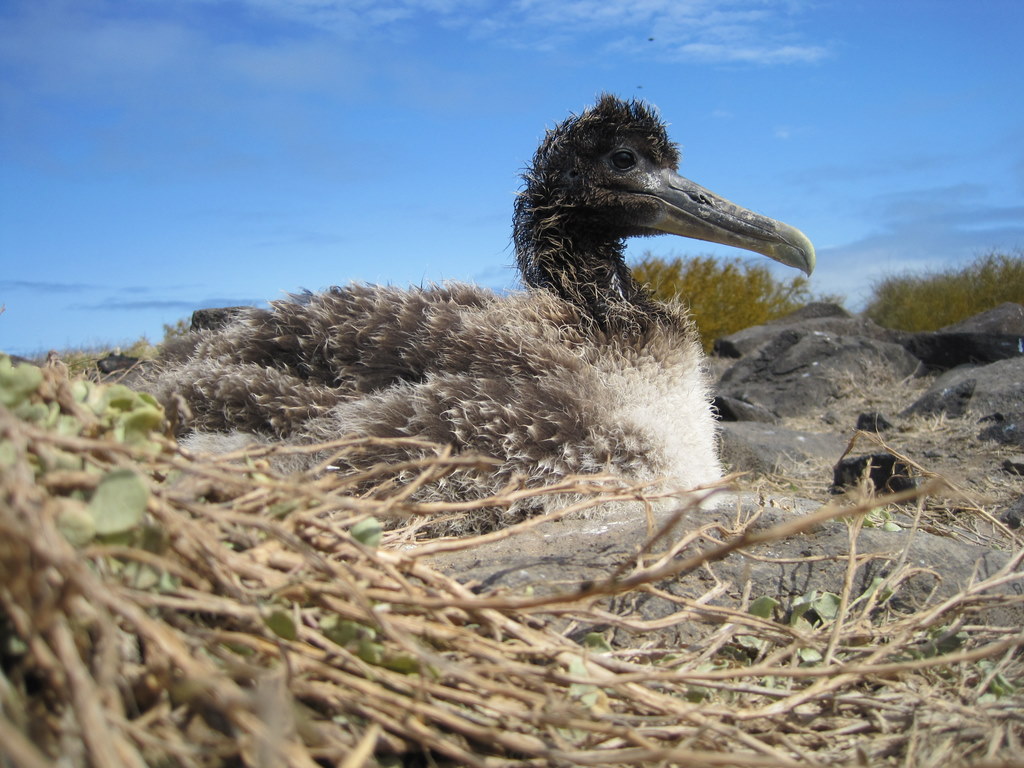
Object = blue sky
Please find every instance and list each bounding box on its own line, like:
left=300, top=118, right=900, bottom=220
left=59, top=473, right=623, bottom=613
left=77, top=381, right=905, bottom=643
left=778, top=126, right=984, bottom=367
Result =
left=2, top=0, right=1022, bottom=356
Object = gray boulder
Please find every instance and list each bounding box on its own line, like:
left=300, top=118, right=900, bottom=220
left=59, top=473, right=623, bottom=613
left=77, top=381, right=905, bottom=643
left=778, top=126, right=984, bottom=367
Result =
left=999, top=495, right=1024, bottom=528
left=855, top=412, right=894, bottom=432
left=190, top=306, right=249, bottom=332
left=712, top=302, right=1023, bottom=378
left=897, top=303, right=1023, bottom=370
left=718, top=330, right=922, bottom=418
left=978, top=412, right=1024, bottom=447
left=941, top=302, right=1024, bottom=334
left=713, top=313, right=903, bottom=360
left=902, top=357, right=1024, bottom=418
left=776, top=301, right=853, bottom=322
left=713, top=395, right=778, bottom=423
left=900, top=331, right=1023, bottom=370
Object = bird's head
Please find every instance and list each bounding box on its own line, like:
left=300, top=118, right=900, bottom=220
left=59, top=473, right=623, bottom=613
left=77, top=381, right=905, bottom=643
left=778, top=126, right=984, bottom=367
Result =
left=514, top=95, right=815, bottom=309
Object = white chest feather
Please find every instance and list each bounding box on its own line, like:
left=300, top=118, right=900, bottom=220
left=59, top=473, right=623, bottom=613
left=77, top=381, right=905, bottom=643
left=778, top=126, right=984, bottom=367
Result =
left=594, top=351, right=722, bottom=489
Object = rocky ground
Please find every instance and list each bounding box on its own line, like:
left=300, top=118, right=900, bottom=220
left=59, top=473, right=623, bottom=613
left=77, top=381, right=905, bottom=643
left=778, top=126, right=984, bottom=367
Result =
left=715, top=301, right=1024, bottom=613
left=430, top=302, right=1024, bottom=643
left=714, top=300, right=1023, bottom=515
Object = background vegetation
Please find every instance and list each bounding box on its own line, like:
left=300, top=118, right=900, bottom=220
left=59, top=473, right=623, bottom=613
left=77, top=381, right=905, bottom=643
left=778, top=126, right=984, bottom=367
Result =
left=634, top=249, right=1023, bottom=347
left=863, top=250, right=1024, bottom=331
left=632, top=253, right=819, bottom=350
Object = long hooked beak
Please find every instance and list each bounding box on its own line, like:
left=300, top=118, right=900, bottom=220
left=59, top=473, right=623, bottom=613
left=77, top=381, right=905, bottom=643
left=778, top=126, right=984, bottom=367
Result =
left=647, top=168, right=815, bottom=275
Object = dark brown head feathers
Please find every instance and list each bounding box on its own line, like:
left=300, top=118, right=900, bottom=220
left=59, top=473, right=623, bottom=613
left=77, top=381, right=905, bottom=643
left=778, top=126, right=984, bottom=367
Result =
left=514, top=95, right=680, bottom=332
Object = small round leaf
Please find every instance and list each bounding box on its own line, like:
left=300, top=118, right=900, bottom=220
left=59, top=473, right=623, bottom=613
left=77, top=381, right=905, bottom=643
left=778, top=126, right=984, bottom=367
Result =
left=89, top=469, right=148, bottom=535
left=57, top=498, right=96, bottom=547
left=351, top=517, right=382, bottom=548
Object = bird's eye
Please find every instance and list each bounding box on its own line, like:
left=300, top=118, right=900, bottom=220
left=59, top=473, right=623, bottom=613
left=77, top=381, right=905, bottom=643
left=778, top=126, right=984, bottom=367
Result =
left=610, top=149, right=636, bottom=170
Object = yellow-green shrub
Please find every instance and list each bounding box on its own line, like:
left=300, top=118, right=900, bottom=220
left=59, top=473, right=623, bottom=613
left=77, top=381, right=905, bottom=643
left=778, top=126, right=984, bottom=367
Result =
left=864, top=251, right=1024, bottom=331
left=161, top=317, right=190, bottom=343
left=632, top=253, right=815, bottom=350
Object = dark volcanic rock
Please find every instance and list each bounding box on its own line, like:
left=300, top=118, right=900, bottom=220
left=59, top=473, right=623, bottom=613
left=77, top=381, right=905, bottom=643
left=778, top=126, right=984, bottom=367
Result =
left=902, top=358, right=1024, bottom=418
left=713, top=395, right=778, bottom=423
left=713, top=303, right=1024, bottom=371
left=718, top=331, right=921, bottom=418
left=941, top=302, right=1024, bottom=334
left=831, top=453, right=920, bottom=494
left=998, top=496, right=1024, bottom=528
left=856, top=412, right=894, bottom=432
left=900, top=331, right=1023, bottom=370
left=903, top=376, right=976, bottom=418
left=713, top=315, right=904, bottom=360
left=775, top=302, right=853, bottom=323
left=3, top=353, right=36, bottom=366
left=190, top=306, right=250, bottom=332
left=711, top=337, right=746, bottom=359
left=978, top=412, right=1024, bottom=447
left=893, top=304, right=1024, bottom=370
left=96, top=352, right=140, bottom=374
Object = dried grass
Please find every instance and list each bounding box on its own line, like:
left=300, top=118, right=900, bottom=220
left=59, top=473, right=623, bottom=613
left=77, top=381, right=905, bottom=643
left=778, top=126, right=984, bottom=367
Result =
left=2, top=367, right=1024, bottom=767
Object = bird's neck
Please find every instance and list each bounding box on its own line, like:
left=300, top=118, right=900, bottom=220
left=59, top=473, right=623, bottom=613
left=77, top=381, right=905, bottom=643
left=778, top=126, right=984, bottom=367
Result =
left=515, top=217, right=664, bottom=334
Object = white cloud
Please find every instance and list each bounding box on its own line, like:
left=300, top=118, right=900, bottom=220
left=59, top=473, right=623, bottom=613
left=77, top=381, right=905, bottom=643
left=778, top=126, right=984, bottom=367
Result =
left=153, top=0, right=827, bottom=65
left=1, top=0, right=828, bottom=86
left=188, top=0, right=483, bottom=34
left=675, top=42, right=826, bottom=64
left=0, top=0, right=372, bottom=178
left=814, top=184, right=1024, bottom=308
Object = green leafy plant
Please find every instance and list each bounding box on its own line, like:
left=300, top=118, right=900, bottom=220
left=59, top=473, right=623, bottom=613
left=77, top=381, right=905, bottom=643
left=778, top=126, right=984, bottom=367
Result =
left=1, top=355, right=167, bottom=550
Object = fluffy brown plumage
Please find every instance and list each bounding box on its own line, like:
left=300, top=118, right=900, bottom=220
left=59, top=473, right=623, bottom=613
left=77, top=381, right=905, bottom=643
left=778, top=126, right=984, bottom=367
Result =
left=145, top=95, right=814, bottom=527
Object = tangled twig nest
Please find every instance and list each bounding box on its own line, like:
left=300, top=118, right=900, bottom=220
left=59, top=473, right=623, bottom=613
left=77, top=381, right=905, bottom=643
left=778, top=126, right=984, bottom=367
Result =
left=1, top=355, right=1023, bottom=767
